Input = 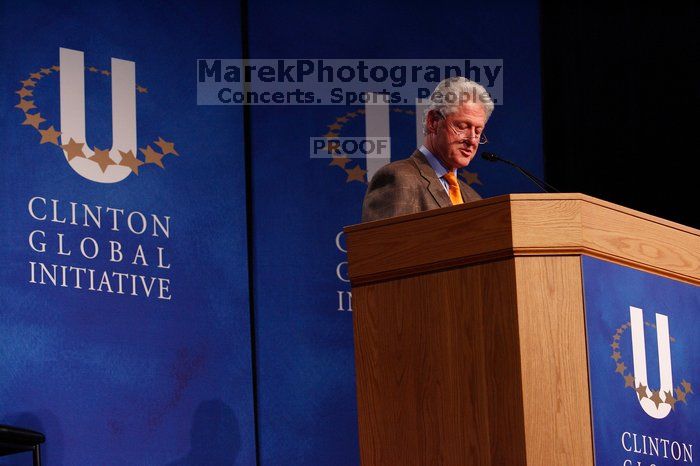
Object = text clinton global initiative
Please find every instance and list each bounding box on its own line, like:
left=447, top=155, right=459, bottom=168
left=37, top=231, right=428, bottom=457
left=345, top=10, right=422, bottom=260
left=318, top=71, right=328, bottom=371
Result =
left=26, top=196, right=173, bottom=301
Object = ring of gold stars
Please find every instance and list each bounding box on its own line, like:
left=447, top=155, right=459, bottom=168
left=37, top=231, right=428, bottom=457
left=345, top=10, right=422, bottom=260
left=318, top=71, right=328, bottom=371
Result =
left=15, top=64, right=180, bottom=176
left=322, top=107, right=482, bottom=186
left=611, top=321, right=693, bottom=411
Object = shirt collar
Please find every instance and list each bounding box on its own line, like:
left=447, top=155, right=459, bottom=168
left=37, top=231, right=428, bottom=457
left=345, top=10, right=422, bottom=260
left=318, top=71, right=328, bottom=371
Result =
left=419, top=145, right=456, bottom=179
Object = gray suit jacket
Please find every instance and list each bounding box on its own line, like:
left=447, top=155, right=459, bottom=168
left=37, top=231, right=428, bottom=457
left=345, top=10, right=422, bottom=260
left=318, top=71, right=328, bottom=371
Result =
left=361, top=150, right=482, bottom=222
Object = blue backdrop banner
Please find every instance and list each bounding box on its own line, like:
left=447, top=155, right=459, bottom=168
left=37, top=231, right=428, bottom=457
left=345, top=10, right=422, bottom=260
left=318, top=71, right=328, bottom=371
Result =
left=2, top=1, right=548, bottom=464
left=247, top=0, right=544, bottom=464
left=0, top=1, right=255, bottom=464
left=582, top=256, right=699, bottom=465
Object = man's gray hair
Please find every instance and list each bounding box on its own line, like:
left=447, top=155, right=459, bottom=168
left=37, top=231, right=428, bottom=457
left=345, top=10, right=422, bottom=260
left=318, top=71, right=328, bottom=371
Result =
left=422, top=77, right=494, bottom=135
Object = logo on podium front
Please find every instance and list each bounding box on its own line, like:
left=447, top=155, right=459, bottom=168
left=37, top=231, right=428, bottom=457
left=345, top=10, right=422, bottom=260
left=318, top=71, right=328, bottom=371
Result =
left=582, top=257, right=699, bottom=466
left=609, top=307, right=693, bottom=420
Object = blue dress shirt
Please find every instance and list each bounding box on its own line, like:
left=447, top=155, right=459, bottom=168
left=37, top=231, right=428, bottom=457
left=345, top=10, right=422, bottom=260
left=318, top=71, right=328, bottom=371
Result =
left=418, top=145, right=457, bottom=195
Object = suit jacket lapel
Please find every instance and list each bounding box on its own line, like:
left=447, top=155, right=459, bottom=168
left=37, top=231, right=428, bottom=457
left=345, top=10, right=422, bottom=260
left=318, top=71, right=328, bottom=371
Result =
left=411, top=150, right=452, bottom=208
left=459, top=179, right=471, bottom=203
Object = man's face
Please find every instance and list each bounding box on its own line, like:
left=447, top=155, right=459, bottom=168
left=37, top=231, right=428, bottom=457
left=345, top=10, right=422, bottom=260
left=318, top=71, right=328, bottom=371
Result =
left=426, top=101, right=488, bottom=170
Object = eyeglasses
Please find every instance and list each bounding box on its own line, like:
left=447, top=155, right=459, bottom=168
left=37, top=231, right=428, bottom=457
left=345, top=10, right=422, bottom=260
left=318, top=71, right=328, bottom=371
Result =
left=443, top=118, right=488, bottom=145
left=464, top=133, right=488, bottom=145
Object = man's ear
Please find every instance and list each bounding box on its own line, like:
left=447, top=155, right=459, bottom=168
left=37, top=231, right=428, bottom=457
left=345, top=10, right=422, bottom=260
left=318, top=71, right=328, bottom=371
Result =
left=426, top=110, right=441, bottom=134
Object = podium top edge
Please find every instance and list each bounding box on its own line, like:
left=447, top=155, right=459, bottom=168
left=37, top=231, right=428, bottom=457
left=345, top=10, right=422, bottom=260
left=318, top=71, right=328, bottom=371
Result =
left=344, top=192, right=699, bottom=237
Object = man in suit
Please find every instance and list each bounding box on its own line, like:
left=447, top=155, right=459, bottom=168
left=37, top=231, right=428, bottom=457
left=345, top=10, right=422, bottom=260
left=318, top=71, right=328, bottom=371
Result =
left=361, top=77, right=493, bottom=222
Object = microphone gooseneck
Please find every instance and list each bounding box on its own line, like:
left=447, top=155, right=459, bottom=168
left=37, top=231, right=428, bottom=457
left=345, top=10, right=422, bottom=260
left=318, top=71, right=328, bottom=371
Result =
left=480, top=152, right=560, bottom=193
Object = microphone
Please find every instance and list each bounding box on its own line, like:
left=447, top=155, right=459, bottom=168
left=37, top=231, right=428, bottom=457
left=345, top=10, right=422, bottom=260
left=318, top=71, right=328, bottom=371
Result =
left=480, top=152, right=560, bottom=193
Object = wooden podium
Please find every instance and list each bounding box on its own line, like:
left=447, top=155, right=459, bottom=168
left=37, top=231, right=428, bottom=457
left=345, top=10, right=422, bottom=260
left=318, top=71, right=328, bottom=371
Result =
left=344, top=194, right=700, bottom=465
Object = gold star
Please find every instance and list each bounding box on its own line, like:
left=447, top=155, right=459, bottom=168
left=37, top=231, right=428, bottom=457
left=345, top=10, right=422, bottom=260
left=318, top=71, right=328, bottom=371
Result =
left=22, top=112, right=46, bottom=129
left=29, top=72, right=42, bottom=80
left=51, top=65, right=60, bottom=71
left=345, top=165, right=366, bottom=183
left=327, top=123, right=342, bottom=131
left=665, top=391, right=677, bottom=410
left=610, top=341, right=620, bottom=349
left=675, top=387, right=687, bottom=404
left=89, top=147, right=114, bottom=172
left=616, top=328, right=623, bottom=335
left=100, top=69, right=111, bottom=76
left=20, top=78, right=36, bottom=87
left=611, top=351, right=621, bottom=361
left=336, top=116, right=349, bottom=123
left=61, top=138, right=85, bottom=161
left=40, top=67, right=52, bottom=75
left=681, top=380, right=693, bottom=394
left=88, top=66, right=98, bottom=73
left=329, top=155, right=350, bottom=169
left=140, top=145, right=165, bottom=168
left=613, top=334, right=621, bottom=341
left=635, top=383, right=648, bottom=400
left=615, top=362, right=626, bottom=374
left=624, top=374, right=635, bottom=388
left=154, top=137, right=179, bottom=156
left=136, top=85, right=148, bottom=93
left=461, top=171, right=482, bottom=186
left=38, top=126, right=61, bottom=145
left=16, top=88, right=33, bottom=98
left=323, top=132, right=338, bottom=138
left=118, top=150, right=144, bottom=174
left=15, top=99, right=36, bottom=112
left=649, top=390, right=663, bottom=408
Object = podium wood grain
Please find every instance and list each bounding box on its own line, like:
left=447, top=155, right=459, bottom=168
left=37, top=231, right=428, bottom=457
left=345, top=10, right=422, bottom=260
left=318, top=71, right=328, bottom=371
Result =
left=353, top=259, right=526, bottom=465
left=352, top=256, right=593, bottom=465
left=346, top=193, right=700, bottom=286
left=513, top=256, right=592, bottom=465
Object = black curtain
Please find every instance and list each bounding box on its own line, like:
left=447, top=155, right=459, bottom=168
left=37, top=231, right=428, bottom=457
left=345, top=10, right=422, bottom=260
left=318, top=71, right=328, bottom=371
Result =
left=541, top=1, right=699, bottom=228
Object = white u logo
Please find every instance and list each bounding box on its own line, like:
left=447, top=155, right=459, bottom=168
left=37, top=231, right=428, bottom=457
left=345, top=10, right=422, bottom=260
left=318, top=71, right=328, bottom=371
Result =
left=59, top=47, right=136, bottom=183
left=629, top=306, right=673, bottom=419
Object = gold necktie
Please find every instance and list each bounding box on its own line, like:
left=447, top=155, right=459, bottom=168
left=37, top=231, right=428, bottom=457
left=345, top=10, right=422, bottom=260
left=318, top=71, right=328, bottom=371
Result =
left=443, top=172, right=463, bottom=205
